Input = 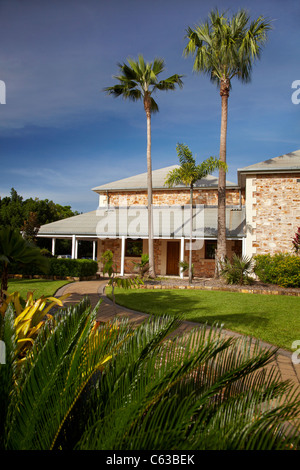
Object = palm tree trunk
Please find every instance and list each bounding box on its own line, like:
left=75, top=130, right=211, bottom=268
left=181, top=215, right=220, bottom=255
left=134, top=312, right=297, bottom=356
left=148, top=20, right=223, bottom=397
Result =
left=189, top=185, right=193, bottom=285
left=145, top=107, right=156, bottom=278
left=216, top=79, right=229, bottom=277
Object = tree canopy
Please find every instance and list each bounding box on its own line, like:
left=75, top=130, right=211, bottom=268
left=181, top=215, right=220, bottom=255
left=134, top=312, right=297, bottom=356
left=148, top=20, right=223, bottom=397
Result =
left=0, top=188, right=79, bottom=231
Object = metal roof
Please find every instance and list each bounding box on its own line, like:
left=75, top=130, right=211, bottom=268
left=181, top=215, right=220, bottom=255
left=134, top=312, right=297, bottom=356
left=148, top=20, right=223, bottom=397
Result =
left=92, top=165, right=238, bottom=192
left=38, top=206, right=245, bottom=239
left=238, top=149, right=300, bottom=173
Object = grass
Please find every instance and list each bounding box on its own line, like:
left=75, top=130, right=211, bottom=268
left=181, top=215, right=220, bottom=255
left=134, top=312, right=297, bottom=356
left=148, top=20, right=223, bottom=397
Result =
left=7, top=278, right=72, bottom=300
left=106, top=286, right=300, bottom=351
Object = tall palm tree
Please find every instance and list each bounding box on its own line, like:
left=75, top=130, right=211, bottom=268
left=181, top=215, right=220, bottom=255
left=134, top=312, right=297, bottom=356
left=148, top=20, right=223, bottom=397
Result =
left=184, top=9, right=272, bottom=276
left=165, top=143, right=226, bottom=285
left=0, top=226, right=48, bottom=299
left=104, top=55, right=184, bottom=278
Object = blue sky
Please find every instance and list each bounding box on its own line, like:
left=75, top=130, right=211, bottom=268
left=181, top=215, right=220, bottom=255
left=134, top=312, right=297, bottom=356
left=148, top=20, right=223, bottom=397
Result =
left=0, top=0, right=299, bottom=213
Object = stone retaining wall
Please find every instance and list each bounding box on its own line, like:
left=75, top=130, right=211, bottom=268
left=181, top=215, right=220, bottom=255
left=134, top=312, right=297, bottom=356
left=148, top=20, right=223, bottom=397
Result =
left=135, top=283, right=300, bottom=297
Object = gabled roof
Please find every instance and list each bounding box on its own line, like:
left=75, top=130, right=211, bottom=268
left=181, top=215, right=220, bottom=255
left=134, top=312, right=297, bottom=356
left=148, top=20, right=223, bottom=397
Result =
left=92, top=165, right=238, bottom=193
left=237, top=149, right=300, bottom=187
left=238, top=149, right=300, bottom=173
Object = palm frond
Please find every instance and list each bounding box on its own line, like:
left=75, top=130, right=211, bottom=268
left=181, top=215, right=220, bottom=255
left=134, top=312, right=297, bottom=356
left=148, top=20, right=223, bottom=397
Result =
left=184, top=8, right=272, bottom=87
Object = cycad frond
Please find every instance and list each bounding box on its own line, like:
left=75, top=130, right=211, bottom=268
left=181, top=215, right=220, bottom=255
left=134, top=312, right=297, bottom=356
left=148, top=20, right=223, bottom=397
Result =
left=2, top=297, right=300, bottom=450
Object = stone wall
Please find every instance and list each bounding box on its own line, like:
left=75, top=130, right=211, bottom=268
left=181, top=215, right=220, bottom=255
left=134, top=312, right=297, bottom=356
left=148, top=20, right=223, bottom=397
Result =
left=103, top=188, right=244, bottom=207
left=251, top=173, right=300, bottom=255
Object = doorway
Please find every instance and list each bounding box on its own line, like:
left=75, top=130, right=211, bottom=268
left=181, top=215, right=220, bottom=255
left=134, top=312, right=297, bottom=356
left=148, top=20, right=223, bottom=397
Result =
left=166, top=241, right=180, bottom=275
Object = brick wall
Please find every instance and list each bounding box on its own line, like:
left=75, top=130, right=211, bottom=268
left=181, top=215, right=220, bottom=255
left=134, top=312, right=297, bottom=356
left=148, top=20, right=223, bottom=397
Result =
left=98, top=237, right=242, bottom=278
left=252, top=173, right=300, bottom=254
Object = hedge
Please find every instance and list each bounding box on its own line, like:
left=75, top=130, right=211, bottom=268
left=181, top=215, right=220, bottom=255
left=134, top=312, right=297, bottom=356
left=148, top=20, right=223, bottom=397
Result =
left=4, top=258, right=98, bottom=278
left=254, top=253, right=300, bottom=288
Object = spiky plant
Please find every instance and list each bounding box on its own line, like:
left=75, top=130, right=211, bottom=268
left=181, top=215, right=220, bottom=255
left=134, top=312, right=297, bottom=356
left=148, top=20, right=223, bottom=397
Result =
left=0, top=297, right=299, bottom=450
left=220, top=253, right=255, bottom=285
left=0, top=226, right=49, bottom=299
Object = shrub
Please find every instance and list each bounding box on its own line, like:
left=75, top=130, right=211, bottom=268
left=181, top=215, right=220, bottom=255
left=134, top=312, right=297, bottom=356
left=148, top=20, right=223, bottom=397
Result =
left=5, top=258, right=98, bottom=278
left=254, top=253, right=300, bottom=288
left=220, top=254, right=254, bottom=285
left=49, top=258, right=98, bottom=278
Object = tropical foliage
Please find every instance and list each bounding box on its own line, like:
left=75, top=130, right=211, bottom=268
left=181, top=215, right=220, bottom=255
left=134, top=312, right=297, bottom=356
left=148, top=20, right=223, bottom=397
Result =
left=0, top=296, right=300, bottom=450
left=254, top=253, right=300, bottom=288
left=0, top=226, right=49, bottom=299
left=165, top=143, right=226, bottom=284
left=292, top=227, right=300, bottom=254
left=132, top=253, right=150, bottom=278
left=104, top=55, right=183, bottom=278
left=220, top=254, right=254, bottom=285
left=0, top=290, right=69, bottom=366
left=184, top=9, right=272, bottom=275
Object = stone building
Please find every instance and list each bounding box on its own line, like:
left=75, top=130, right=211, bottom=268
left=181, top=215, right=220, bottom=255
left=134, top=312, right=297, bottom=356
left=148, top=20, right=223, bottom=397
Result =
left=38, top=149, right=300, bottom=278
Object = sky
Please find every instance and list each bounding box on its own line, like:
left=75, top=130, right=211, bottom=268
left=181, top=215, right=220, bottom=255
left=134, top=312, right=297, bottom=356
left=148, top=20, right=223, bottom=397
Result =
left=0, top=0, right=299, bottom=213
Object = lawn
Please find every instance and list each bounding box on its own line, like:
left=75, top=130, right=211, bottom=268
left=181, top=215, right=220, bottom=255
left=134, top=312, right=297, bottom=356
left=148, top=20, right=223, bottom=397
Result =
left=107, top=287, right=300, bottom=352
left=7, top=278, right=72, bottom=300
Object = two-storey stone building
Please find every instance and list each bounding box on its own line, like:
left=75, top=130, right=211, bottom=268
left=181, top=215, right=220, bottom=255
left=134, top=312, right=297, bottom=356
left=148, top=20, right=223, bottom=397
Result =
left=38, top=149, right=300, bottom=278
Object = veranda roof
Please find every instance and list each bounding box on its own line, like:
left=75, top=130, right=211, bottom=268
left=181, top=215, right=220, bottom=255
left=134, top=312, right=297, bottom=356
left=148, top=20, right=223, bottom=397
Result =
left=38, top=206, right=245, bottom=239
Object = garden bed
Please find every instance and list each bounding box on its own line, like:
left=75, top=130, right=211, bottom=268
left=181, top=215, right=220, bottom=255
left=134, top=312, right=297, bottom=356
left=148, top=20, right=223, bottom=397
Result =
left=140, top=277, right=300, bottom=296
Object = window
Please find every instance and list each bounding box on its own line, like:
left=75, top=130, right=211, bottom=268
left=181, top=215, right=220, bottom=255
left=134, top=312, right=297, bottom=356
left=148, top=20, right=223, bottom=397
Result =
left=125, top=238, right=143, bottom=257
left=205, top=240, right=217, bottom=259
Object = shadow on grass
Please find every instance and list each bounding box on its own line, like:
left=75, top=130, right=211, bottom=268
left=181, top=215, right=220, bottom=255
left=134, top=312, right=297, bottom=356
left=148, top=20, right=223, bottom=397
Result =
left=113, top=289, right=270, bottom=331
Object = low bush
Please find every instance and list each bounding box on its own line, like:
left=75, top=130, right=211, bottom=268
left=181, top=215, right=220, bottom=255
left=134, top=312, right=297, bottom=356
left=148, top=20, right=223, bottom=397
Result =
left=5, top=258, right=98, bottom=278
left=49, top=258, right=98, bottom=278
left=254, top=253, right=300, bottom=288
left=220, top=254, right=254, bottom=285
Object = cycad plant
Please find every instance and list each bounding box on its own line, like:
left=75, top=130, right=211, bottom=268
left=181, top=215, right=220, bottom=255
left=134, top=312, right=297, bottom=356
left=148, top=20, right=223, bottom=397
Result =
left=1, top=295, right=300, bottom=450
left=0, top=226, right=49, bottom=299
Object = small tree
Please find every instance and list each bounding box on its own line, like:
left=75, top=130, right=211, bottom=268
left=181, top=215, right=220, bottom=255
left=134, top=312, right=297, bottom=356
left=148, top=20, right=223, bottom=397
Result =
left=21, top=211, right=40, bottom=244
left=292, top=227, right=300, bottom=254
left=165, top=143, right=226, bottom=285
left=101, top=250, right=143, bottom=311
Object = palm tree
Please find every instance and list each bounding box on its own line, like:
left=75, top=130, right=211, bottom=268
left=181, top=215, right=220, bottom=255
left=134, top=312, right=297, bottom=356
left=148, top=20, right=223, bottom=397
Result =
left=184, top=9, right=272, bottom=276
left=104, top=55, right=184, bottom=278
left=1, top=296, right=300, bottom=450
left=0, top=226, right=48, bottom=299
left=165, top=143, right=226, bottom=285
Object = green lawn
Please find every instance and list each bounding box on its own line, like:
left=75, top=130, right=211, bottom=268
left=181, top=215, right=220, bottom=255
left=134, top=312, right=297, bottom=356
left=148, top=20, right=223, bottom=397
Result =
left=107, top=287, right=300, bottom=352
left=7, top=278, right=72, bottom=300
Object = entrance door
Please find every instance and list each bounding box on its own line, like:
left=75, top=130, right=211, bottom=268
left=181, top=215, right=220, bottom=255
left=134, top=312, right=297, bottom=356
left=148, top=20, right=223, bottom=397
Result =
left=166, top=241, right=180, bottom=275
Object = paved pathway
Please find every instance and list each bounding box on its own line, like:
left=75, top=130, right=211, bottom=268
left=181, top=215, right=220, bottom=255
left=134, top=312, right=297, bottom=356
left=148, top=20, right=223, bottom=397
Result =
left=55, top=279, right=300, bottom=392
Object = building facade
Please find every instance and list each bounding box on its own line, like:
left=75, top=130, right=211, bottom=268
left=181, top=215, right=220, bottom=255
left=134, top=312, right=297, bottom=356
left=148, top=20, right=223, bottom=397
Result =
left=38, top=150, right=300, bottom=278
